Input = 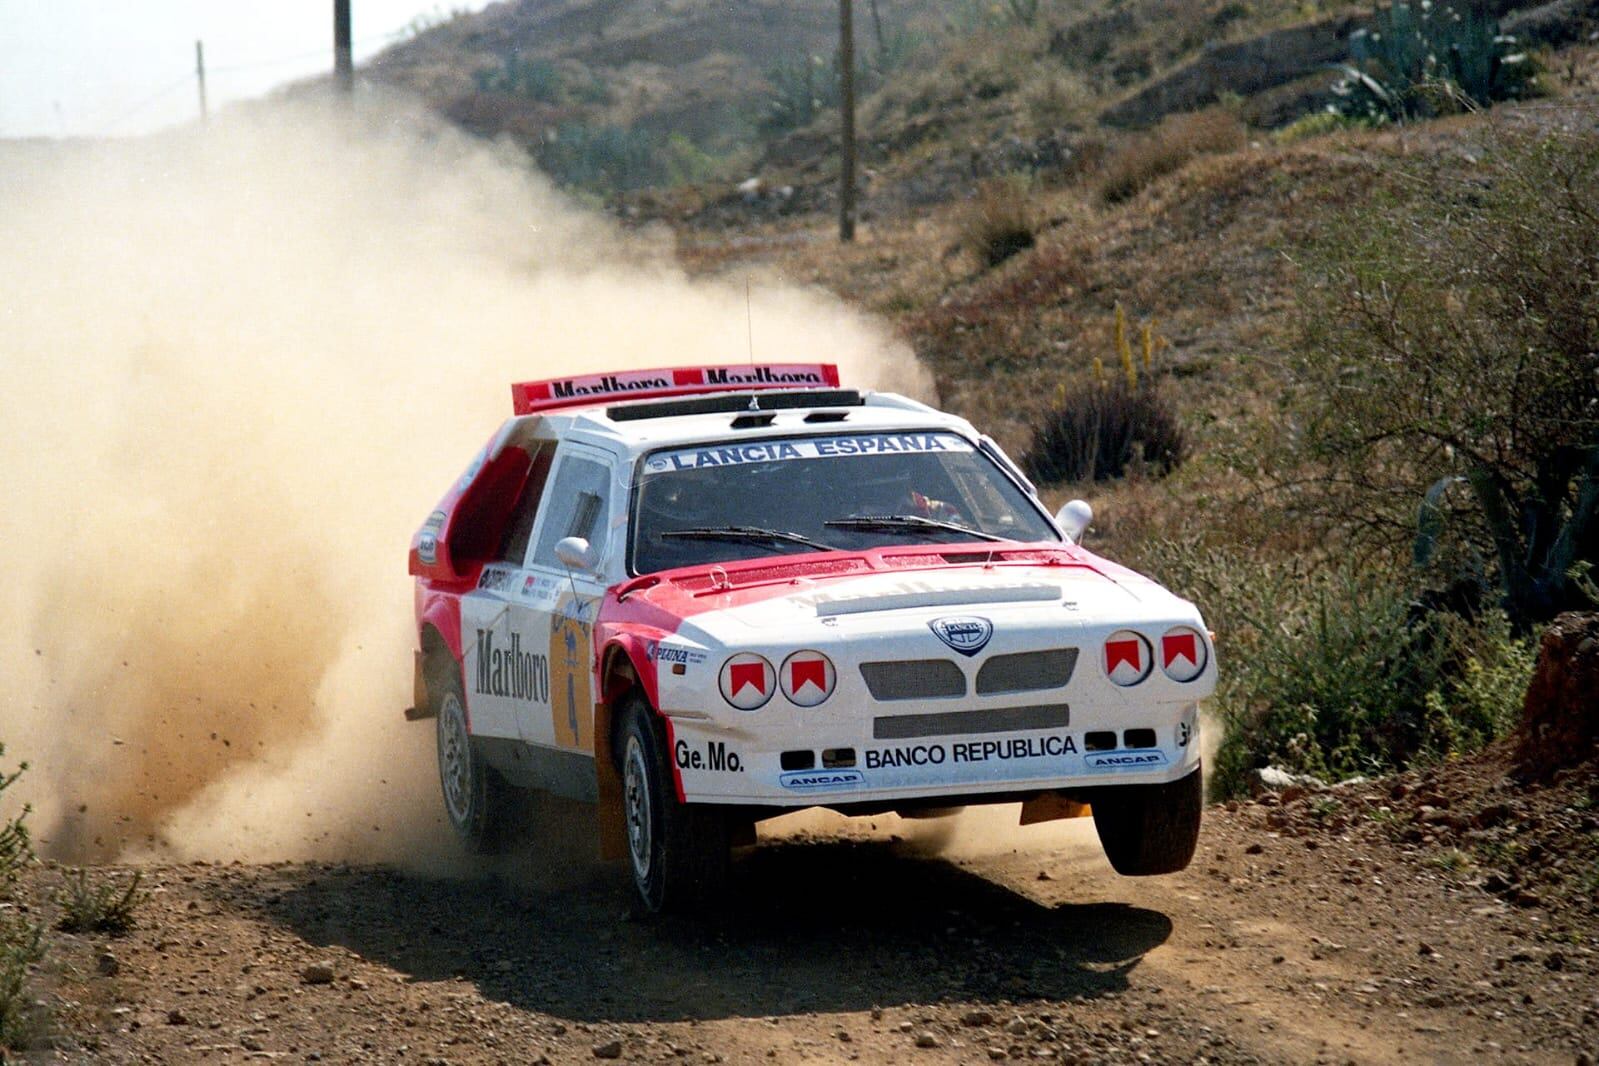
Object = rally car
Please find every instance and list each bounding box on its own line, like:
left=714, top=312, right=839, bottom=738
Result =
left=407, top=363, right=1216, bottom=912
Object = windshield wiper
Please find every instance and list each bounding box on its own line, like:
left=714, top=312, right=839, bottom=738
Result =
left=659, top=525, right=838, bottom=553
left=823, top=514, right=1007, bottom=543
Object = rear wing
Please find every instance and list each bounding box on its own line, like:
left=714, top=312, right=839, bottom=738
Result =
left=510, top=363, right=841, bottom=415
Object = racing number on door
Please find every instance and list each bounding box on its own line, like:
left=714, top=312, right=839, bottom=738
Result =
left=548, top=594, right=594, bottom=749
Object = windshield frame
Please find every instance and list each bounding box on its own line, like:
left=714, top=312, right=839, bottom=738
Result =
left=624, top=426, right=1060, bottom=576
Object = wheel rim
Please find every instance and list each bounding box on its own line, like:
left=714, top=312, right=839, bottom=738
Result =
left=623, top=735, right=653, bottom=884
left=438, top=692, right=473, bottom=826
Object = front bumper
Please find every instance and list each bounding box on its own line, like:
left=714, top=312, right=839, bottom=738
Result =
left=663, top=699, right=1202, bottom=806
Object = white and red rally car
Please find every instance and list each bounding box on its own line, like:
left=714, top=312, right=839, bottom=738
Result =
left=409, top=364, right=1215, bottom=911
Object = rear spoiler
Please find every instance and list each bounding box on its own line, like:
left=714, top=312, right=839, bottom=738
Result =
left=511, top=363, right=841, bottom=415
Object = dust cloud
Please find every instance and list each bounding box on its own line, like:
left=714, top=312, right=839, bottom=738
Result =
left=0, top=94, right=929, bottom=867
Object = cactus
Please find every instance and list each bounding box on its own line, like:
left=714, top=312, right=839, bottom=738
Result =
left=1332, top=0, right=1536, bottom=122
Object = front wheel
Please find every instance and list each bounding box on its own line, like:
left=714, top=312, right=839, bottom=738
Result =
left=435, top=667, right=512, bottom=854
left=619, top=696, right=729, bottom=913
left=1090, top=765, right=1203, bottom=876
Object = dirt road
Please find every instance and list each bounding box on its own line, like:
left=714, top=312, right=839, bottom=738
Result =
left=22, top=777, right=1597, bottom=1066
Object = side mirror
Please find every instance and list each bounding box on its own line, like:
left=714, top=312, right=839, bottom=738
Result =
left=1055, top=499, right=1093, bottom=544
left=554, top=536, right=594, bottom=570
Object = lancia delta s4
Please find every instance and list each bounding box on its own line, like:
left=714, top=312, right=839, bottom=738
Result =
left=407, top=364, right=1215, bottom=912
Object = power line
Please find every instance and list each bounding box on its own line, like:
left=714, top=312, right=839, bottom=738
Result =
left=90, top=73, right=196, bottom=135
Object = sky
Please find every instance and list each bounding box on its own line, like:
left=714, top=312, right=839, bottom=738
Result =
left=0, top=1, right=494, bottom=139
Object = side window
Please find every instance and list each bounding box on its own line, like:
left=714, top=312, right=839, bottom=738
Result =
left=531, top=453, right=613, bottom=568
left=495, top=441, right=556, bottom=564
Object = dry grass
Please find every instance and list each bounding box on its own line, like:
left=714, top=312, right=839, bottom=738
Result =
left=957, top=175, right=1039, bottom=268
left=1099, top=107, right=1248, bottom=203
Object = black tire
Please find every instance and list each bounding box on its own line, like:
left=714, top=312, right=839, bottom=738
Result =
left=1090, top=764, right=1203, bottom=876
left=618, top=694, right=730, bottom=914
left=434, top=662, right=512, bottom=854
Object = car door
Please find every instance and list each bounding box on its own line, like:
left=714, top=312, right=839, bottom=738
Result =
left=517, top=444, right=617, bottom=755
left=457, top=439, right=557, bottom=743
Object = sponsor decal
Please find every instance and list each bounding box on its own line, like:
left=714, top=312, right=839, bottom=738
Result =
left=646, top=641, right=709, bottom=667
left=780, top=769, right=865, bottom=792
left=865, top=744, right=946, bottom=769
left=646, top=433, right=973, bottom=472
left=474, top=630, right=549, bottom=703
left=1084, top=750, right=1169, bottom=772
left=780, top=651, right=835, bottom=707
left=418, top=531, right=438, bottom=565
left=674, top=739, right=744, bottom=773
left=1160, top=626, right=1208, bottom=682
left=477, top=566, right=515, bottom=593
left=867, top=735, right=1076, bottom=769
left=951, top=735, right=1076, bottom=762
left=512, top=364, right=839, bottom=414
left=719, top=653, right=775, bottom=711
left=549, top=596, right=593, bottom=749
left=929, top=616, right=993, bottom=657
left=422, top=510, right=446, bottom=531
left=1104, top=630, right=1153, bottom=686
left=1178, top=720, right=1192, bottom=748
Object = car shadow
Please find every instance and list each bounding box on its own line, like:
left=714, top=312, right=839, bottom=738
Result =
left=243, top=834, right=1173, bottom=1024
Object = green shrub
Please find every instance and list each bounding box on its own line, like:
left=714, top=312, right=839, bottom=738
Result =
left=55, top=869, right=146, bottom=936
left=1285, top=129, right=1599, bottom=626
left=1021, top=379, right=1186, bottom=484
left=1137, top=544, right=1537, bottom=799
left=1269, top=110, right=1370, bottom=144
left=1331, top=1, right=1537, bottom=122
left=473, top=54, right=565, bottom=103
left=0, top=745, right=42, bottom=1052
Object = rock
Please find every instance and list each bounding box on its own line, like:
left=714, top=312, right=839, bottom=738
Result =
left=1514, top=612, right=1599, bottom=780
left=241, top=1035, right=265, bottom=1052
left=300, top=963, right=336, bottom=985
left=96, top=952, right=120, bottom=977
left=987, top=1048, right=1008, bottom=1061
left=166, top=1009, right=189, bottom=1026
left=1244, top=843, right=1264, bottom=855
left=1418, top=942, right=1438, bottom=957
left=592, top=1039, right=623, bottom=1059
left=962, top=1009, right=995, bottom=1027
left=1005, top=1018, right=1030, bottom=1036
left=914, top=1031, right=941, bottom=1048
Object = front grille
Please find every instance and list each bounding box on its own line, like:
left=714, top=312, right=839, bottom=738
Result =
left=859, top=659, right=966, bottom=701
left=975, top=648, right=1078, bottom=695
left=873, top=702, right=1071, bottom=740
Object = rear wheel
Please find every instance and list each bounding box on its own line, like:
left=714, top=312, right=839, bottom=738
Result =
left=435, top=665, right=512, bottom=854
left=618, top=694, right=729, bottom=913
left=1091, top=765, right=1203, bottom=875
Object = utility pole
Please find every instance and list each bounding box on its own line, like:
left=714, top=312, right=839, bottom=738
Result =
left=195, top=40, right=208, bottom=123
left=334, top=0, right=354, bottom=95
left=839, top=0, right=857, bottom=243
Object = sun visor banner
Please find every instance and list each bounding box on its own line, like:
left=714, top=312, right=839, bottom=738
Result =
left=511, top=363, right=841, bottom=415
left=645, top=433, right=974, bottom=472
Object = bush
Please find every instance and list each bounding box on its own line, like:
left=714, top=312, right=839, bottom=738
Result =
left=55, top=869, right=146, bottom=936
left=1021, top=378, right=1186, bottom=484
left=959, top=175, right=1037, bottom=268
left=1138, top=544, right=1537, bottom=799
left=1331, top=1, right=1537, bottom=122
left=473, top=54, right=565, bottom=103
left=1099, top=107, right=1246, bottom=204
left=1, top=745, right=42, bottom=1052
left=1285, top=129, right=1599, bottom=626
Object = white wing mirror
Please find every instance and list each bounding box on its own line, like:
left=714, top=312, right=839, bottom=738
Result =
left=1055, top=499, right=1093, bottom=544
left=554, top=536, right=594, bottom=570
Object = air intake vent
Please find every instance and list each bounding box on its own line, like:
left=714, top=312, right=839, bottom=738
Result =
left=975, top=648, right=1078, bottom=695
left=859, top=659, right=965, bottom=701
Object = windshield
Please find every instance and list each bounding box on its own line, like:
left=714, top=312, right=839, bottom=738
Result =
left=630, top=431, right=1058, bottom=573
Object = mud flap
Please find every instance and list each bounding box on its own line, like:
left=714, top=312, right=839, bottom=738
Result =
left=593, top=699, right=627, bottom=861
left=405, top=650, right=436, bottom=721
left=1019, top=791, right=1091, bottom=825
